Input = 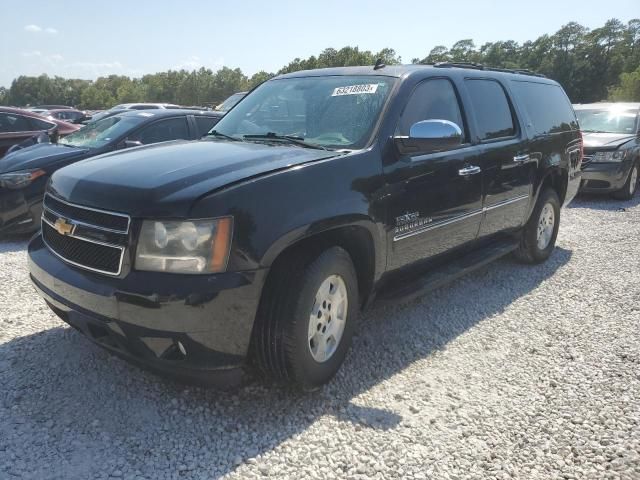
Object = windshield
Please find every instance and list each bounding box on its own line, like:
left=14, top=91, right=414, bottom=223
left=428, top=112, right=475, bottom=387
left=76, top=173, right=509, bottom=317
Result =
left=59, top=115, right=145, bottom=148
left=576, top=108, right=638, bottom=134
left=212, top=76, right=396, bottom=149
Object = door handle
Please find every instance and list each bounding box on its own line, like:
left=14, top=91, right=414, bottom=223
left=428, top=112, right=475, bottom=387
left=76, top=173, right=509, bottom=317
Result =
left=458, top=165, right=481, bottom=176
left=513, top=154, right=530, bottom=163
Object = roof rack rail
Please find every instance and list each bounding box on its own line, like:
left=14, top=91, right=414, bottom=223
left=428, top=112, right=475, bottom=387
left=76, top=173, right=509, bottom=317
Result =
left=427, top=62, right=546, bottom=78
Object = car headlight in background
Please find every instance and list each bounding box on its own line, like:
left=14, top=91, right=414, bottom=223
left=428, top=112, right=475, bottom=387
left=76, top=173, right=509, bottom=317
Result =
left=135, top=217, right=233, bottom=274
left=593, top=150, right=628, bottom=162
left=0, top=169, right=46, bottom=189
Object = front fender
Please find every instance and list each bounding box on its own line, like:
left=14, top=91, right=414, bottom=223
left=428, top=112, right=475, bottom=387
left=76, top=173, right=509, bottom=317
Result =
left=189, top=150, right=387, bottom=276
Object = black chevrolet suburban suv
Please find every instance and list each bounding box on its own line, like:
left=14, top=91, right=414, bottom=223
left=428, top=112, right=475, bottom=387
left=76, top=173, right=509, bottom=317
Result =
left=28, top=64, right=582, bottom=389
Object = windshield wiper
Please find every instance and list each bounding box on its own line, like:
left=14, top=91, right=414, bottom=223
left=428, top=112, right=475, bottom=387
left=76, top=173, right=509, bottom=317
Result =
left=206, top=130, right=241, bottom=141
left=243, top=132, right=329, bottom=150
left=582, top=129, right=609, bottom=134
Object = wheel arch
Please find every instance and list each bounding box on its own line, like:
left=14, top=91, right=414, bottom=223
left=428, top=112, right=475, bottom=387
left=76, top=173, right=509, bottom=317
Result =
left=261, top=217, right=382, bottom=308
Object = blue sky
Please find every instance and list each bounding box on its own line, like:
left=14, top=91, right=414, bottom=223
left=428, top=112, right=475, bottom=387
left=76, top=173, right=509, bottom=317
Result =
left=1, top=0, right=637, bottom=87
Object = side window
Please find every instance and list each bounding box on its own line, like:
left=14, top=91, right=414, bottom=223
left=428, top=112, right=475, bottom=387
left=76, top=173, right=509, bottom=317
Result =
left=510, top=81, right=578, bottom=136
left=465, top=79, right=516, bottom=140
left=129, top=117, right=190, bottom=144
left=0, top=113, right=34, bottom=133
left=30, top=117, right=56, bottom=130
left=397, top=78, right=465, bottom=138
left=195, top=116, right=220, bottom=137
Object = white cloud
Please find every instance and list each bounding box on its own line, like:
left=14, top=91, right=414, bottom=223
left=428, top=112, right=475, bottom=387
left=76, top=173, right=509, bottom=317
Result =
left=21, top=50, right=42, bottom=57
left=24, top=24, right=58, bottom=34
left=173, top=55, right=225, bottom=72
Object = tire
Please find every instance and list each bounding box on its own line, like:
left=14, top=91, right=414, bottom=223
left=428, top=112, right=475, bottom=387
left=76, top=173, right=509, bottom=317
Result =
left=513, top=188, right=561, bottom=264
left=612, top=162, right=639, bottom=200
left=252, top=246, right=359, bottom=390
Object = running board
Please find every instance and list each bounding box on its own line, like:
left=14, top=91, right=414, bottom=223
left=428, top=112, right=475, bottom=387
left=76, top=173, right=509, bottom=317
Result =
left=376, top=239, right=519, bottom=305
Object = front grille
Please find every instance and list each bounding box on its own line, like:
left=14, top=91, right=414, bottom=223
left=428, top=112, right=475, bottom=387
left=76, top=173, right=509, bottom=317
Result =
left=44, top=194, right=129, bottom=233
left=42, top=222, right=123, bottom=275
left=41, top=194, right=130, bottom=276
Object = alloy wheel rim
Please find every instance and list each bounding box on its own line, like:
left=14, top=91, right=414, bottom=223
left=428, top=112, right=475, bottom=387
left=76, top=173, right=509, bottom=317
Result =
left=630, top=166, right=638, bottom=196
left=308, top=274, right=348, bottom=363
left=536, top=203, right=555, bottom=250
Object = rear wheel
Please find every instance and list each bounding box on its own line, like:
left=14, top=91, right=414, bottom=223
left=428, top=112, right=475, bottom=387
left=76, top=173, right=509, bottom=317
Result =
left=252, top=246, right=358, bottom=390
left=514, top=188, right=560, bottom=264
left=612, top=162, right=638, bottom=200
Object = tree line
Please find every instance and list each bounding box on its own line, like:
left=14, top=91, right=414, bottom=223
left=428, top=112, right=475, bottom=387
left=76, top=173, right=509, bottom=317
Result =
left=0, top=18, right=638, bottom=109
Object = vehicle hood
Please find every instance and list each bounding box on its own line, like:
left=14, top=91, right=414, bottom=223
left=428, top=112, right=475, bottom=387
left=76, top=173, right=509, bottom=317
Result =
left=0, top=143, right=91, bottom=174
left=582, top=132, right=636, bottom=149
left=48, top=140, right=342, bottom=217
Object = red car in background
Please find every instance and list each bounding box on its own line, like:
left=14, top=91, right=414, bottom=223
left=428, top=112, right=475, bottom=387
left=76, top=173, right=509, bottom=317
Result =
left=0, top=107, right=80, bottom=157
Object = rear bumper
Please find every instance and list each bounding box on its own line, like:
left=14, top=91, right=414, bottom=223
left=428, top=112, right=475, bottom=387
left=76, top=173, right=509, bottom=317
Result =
left=28, top=234, right=267, bottom=387
left=579, top=161, right=632, bottom=193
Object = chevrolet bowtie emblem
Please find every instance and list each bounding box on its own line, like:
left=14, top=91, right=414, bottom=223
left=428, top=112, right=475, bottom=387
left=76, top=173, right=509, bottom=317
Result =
left=54, top=218, right=74, bottom=236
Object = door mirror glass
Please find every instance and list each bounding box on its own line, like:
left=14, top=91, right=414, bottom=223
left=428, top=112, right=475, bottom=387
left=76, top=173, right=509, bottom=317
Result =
left=394, top=119, right=462, bottom=155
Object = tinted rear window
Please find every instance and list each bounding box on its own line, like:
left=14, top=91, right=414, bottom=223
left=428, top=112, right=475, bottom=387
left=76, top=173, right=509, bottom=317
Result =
left=510, top=81, right=578, bottom=135
left=465, top=79, right=516, bottom=141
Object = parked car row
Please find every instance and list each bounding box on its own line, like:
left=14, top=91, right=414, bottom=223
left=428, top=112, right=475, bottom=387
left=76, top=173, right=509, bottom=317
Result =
left=0, top=108, right=222, bottom=234
left=2, top=62, right=637, bottom=390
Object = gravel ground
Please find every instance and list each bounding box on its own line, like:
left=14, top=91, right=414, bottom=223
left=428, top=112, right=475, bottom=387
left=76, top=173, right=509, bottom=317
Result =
left=1, top=193, right=639, bottom=480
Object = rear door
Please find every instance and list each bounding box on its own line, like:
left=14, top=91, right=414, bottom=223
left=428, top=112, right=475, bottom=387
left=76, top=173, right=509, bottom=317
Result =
left=384, top=77, right=483, bottom=272
left=463, top=78, right=532, bottom=237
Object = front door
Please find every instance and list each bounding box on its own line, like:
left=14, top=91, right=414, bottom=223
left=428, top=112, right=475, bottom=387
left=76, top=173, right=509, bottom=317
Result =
left=384, top=78, right=483, bottom=272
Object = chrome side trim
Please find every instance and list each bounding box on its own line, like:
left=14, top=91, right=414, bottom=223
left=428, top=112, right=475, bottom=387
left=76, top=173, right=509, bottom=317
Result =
left=41, top=217, right=125, bottom=276
left=394, top=209, right=483, bottom=241
left=393, top=194, right=530, bottom=242
left=484, top=194, right=529, bottom=212
left=44, top=193, right=131, bottom=234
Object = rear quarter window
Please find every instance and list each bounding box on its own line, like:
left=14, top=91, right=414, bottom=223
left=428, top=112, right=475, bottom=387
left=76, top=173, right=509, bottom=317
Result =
left=510, top=81, right=578, bottom=136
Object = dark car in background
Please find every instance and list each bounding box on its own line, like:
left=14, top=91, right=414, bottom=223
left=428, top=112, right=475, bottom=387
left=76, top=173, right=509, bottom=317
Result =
left=43, top=108, right=89, bottom=124
left=575, top=103, right=639, bottom=200
left=88, top=103, right=182, bottom=124
left=0, top=109, right=222, bottom=235
left=0, top=107, right=80, bottom=157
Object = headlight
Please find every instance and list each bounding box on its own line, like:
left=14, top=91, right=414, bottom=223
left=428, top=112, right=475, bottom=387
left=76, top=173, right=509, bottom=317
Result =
left=135, top=217, right=233, bottom=274
left=0, top=169, right=46, bottom=189
left=593, top=150, right=628, bottom=163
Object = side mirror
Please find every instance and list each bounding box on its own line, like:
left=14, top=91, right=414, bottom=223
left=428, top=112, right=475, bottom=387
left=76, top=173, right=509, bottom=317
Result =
left=123, top=140, right=143, bottom=149
left=394, top=119, right=463, bottom=155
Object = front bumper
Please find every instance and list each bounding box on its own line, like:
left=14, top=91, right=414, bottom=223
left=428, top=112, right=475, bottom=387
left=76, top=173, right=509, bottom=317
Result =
left=579, top=161, right=633, bottom=193
left=28, top=234, right=267, bottom=387
left=0, top=188, right=43, bottom=235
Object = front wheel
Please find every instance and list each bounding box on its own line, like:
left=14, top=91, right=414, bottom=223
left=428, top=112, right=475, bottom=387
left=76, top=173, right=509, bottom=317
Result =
left=612, top=162, right=638, bottom=200
left=513, top=188, right=561, bottom=264
left=252, top=246, right=359, bottom=390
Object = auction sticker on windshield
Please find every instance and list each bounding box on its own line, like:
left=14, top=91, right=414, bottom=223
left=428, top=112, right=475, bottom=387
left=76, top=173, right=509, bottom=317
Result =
left=332, top=84, right=379, bottom=96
